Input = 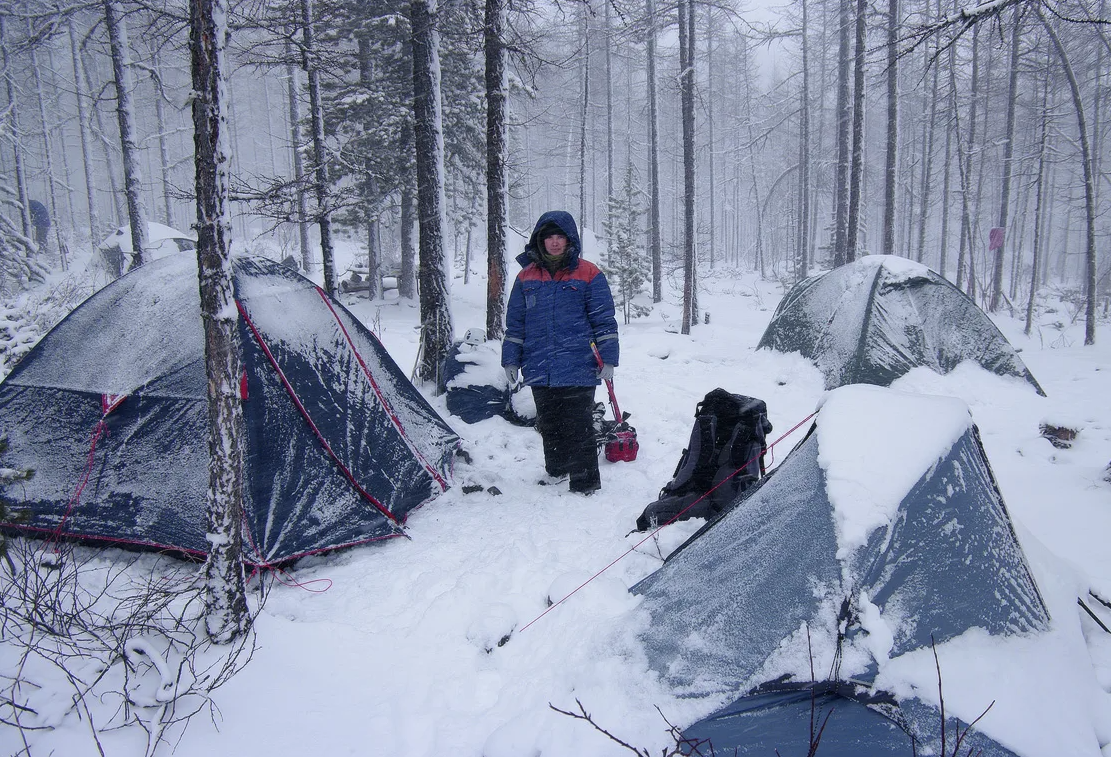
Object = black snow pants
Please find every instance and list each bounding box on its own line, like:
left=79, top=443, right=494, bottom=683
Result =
left=531, top=385, right=600, bottom=493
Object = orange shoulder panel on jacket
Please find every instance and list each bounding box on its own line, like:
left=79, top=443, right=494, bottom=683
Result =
left=564, top=259, right=600, bottom=283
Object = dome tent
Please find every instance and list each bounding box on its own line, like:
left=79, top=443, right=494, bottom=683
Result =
left=0, top=254, right=459, bottom=566
left=757, top=255, right=1045, bottom=396
left=633, top=386, right=1065, bottom=756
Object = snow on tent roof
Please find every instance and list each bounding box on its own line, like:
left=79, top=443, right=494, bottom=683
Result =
left=97, top=221, right=197, bottom=252
left=632, top=385, right=1052, bottom=755
left=0, top=254, right=459, bottom=566
left=757, top=256, right=1045, bottom=396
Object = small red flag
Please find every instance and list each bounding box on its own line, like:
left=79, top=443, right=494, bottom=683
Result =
left=989, top=227, right=1005, bottom=251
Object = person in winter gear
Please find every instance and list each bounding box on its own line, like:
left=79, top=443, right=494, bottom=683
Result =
left=28, top=200, right=50, bottom=248
left=502, top=210, right=619, bottom=495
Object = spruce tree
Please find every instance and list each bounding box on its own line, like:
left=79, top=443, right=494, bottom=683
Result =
left=603, top=164, right=649, bottom=325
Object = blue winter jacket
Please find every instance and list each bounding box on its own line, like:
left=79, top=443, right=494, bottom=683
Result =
left=502, top=211, right=619, bottom=387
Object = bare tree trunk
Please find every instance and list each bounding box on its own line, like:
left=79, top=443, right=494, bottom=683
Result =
left=2, top=17, right=32, bottom=240
left=28, top=22, right=67, bottom=269
left=845, top=0, right=867, bottom=261
left=104, top=0, right=149, bottom=268
left=1026, top=52, right=1051, bottom=337
left=646, top=0, right=662, bottom=301
left=679, top=0, right=696, bottom=334
left=881, top=0, right=898, bottom=256
left=706, top=10, right=718, bottom=271
left=412, top=0, right=455, bottom=382
left=939, top=98, right=953, bottom=278
left=485, top=0, right=508, bottom=338
left=604, top=0, right=614, bottom=206
left=69, top=19, right=102, bottom=253
left=285, top=39, right=312, bottom=272
left=45, top=45, right=77, bottom=228
left=399, top=128, right=417, bottom=300
left=955, top=26, right=978, bottom=294
left=742, top=36, right=765, bottom=277
left=300, top=0, right=335, bottom=295
left=796, top=0, right=811, bottom=281
left=191, top=0, right=249, bottom=644
left=579, top=3, right=590, bottom=229
left=1040, top=11, right=1098, bottom=344
left=989, top=7, right=1022, bottom=311
left=81, top=45, right=125, bottom=226
left=915, top=25, right=939, bottom=265
left=149, top=50, right=176, bottom=229
left=832, top=0, right=852, bottom=266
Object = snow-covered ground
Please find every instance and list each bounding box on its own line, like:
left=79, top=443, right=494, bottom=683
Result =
left=4, top=237, right=1111, bottom=756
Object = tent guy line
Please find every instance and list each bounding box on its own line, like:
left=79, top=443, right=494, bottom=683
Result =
left=517, top=409, right=818, bottom=635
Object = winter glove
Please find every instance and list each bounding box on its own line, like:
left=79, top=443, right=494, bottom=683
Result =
left=598, top=364, right=614, bottom=381
left=505, top=365, right=520, bottom=384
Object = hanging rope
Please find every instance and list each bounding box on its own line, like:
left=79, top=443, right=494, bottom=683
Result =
left=519, top=410, right=818, bottom=633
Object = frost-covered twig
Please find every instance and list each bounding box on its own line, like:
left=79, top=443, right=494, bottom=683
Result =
left=0, top=539, right=262, bottom=755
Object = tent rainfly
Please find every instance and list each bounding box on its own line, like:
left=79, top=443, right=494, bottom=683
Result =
left=757, top=255, right=1045, bottom=396
left=0, top=254, right=459, bottom=566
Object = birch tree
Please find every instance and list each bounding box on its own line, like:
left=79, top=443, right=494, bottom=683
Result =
left=191, top=0, right=250, bottom=643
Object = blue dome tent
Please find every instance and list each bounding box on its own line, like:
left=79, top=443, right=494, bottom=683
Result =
left=0, top=254, right=459, bottom=566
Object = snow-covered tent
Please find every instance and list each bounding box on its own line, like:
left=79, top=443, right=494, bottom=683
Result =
left=633, top=386, right=1060, bottom=756
left=0, top=254, right=459, bottom=566
left=757, top=256, right=1045, bottom=396
left=98, top=221, right=197, bottom=278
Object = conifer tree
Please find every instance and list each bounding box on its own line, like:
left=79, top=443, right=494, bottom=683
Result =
left=603, top=164, right=648, bottom=325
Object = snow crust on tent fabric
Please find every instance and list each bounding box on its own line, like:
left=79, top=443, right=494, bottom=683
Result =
left=232, top=256, right=457, bottom=477
left=817, top=385, right=969, bottom=557
left=632, top=386, right=1049, bottom=699
left=680, top=688, right=1022, bottom=757
left=99, top=221, right=196, bottom=253
left=5, top=258, right=206, bottom=396
left=757, top=255, right=1044, bottom=395
left=632, top=434, right=839, bottom=694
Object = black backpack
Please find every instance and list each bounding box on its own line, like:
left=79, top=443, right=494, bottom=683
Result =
left=636, top=389, right=772, bottom=531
